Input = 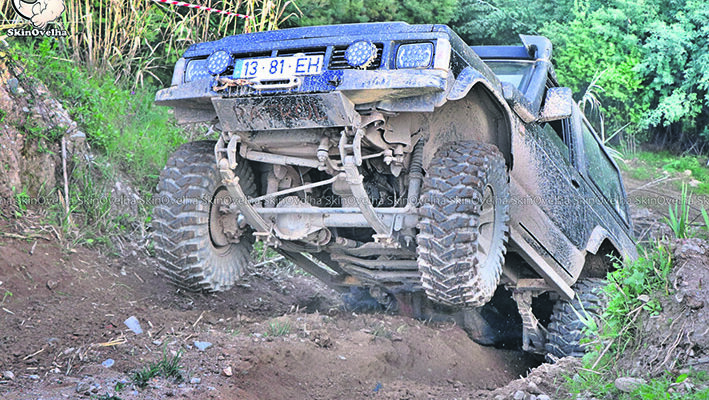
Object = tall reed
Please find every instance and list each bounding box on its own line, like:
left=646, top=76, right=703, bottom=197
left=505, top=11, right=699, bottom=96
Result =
left=3, top=0, right=300, bottom=85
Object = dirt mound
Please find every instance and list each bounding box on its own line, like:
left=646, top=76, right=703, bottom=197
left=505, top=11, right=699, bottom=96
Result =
left=486, top=357, right=581, bottom=400
left=0, top=53, right=89, bottom=217
left=617, top=238, right=709, bottom=376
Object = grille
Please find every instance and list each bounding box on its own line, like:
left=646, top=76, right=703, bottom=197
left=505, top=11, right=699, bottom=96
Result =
left=276, top=47, right=327, bottom=57
left=329, top=43, right=384, bottom=70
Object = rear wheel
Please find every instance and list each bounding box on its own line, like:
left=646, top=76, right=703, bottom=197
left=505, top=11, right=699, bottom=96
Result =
left=545, top=278, right=607, bottom=359
left=153, top=141, right=257, bottom=292
left=416, top=141, right=510, bottom=308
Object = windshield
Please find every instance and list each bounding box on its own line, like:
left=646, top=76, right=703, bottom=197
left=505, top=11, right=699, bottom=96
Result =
left=484, top=61, right=535, bottom=91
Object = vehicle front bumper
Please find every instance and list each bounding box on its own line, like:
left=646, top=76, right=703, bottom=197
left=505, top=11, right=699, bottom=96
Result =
left=155, top=69, right=450, bottom=125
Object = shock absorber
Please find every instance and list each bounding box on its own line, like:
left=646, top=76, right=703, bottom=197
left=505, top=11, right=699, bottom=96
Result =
left=408, top=139, right=424, bottom=205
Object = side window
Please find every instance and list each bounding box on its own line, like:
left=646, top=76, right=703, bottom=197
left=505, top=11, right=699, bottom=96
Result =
left=542, top=119, right=570, bottom=161
left=581, top=122, right=627, bottom=222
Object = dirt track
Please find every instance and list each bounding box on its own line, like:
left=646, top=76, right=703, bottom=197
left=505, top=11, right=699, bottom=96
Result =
left=0, top=224, right=540, bottom=399
left=1, top=171, right=697, bottom=399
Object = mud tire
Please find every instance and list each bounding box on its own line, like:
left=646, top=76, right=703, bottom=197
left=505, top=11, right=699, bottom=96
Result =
left=416, top=141, right=510, bottom=308
left=153, top=140, right=257, bottom=292
left=546, top=278, right=607, bottom=359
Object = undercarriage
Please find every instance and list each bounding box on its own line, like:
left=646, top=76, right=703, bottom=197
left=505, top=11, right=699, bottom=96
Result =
left=213, top=106, right=424, bottom=295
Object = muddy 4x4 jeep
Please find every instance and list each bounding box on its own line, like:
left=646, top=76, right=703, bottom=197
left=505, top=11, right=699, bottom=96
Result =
left=154, top=23, right=637, bottom=357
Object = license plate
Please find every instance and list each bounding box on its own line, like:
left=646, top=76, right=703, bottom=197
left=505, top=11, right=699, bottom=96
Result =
left=233, top=55, right=323, bottom=81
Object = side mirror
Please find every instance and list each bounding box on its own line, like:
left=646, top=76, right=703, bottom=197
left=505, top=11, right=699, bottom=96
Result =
left=539, top=87, right=573, bottom=122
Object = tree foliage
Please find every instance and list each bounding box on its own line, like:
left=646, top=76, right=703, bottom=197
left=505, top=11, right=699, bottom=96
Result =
left=447, top=0, right=709, bottom=151
left=3, top=0, right=704, bottom=152
left=450, top=0, right=574, bottom=45
left=636, top=0, right=709, bottom=147
left=296, top=0, right=457, bottom=26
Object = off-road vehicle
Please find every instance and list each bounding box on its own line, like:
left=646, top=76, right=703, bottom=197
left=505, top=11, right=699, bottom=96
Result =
left=154, top=22, right=637, bottom=357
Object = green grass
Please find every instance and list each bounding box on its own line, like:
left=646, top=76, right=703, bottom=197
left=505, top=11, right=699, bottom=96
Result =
left=12, top=186, right=29, bottom=217
left=252, top=240, right=282, bottom=260
left=1, top=290, right=13, bottom=306
left=597, top=242, right=672, bottom=360
left=17, top=39, right=188, bottom=196
left=264, top=320, right=291, bottom=337
left=565, top=241, right=709, bottom=398
left=569, top=370, right=709, bottom=400
left=5, top=39, right=194, bottom=244
left=131, top=349, right=184, bottom=389
left=624, top=151, right=709, bottom=194
left=666, top=183, right=693, bottom=239
left=370, top=324, right=393, bottom=339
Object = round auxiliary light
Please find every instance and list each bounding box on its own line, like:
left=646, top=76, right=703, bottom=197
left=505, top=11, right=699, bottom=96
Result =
left=345, top=40, right=378, bottom=68
left=185, top=59, right=210, bottom=82
left=207, top=50, right=232, bottom=75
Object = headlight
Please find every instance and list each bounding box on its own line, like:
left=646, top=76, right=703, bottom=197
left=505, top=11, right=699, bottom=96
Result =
left=207, top=50, right=232, bottom=75
left=396, top=43, right=433, bottom=69
left=185, top=59, right=210, bottom=82
left=345, top=40, right=378, bottom=68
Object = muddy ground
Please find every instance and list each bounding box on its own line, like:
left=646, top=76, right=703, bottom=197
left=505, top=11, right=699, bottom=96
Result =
left=0, top=219, right=545, bottom=400
left=0, top=168, right=703, bottom=400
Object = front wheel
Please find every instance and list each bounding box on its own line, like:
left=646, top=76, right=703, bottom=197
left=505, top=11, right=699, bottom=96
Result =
left=416, top=141, right=510, bottom=308
left=152, top=141, right=257, bottom=292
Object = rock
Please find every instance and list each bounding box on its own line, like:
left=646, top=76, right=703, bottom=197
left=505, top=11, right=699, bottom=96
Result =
left=677, top=239, right=704, bottom=255
left=76, top=380, right=91, bottom=394
left=222, top=366, right=233, bottom=377
left=46, top=280, right=58, bottom=290
left=28, top=374, right=39, bottom=380
left=7, top=78, right=19, bottom=94
left=194, top=341, right=212, bottom=351
left=615, top=377, right=647, bottom=392
left=3, top=371, right=14, bottom=380
left=102, top=358, right=114, bottom=368
left=124, top=316, right=143, bottom=334
left=527, top=381, right=542, bottom=394
left=190, top=377, right=201, bottom=384
left=537, top=395, right=551, bottom=400
left=513, top=390, right=526, bottom=400
left=110, top=178, right=141, bottom=219
left=686, top=296, right=704, bottom=310
left=494, top=395, right=505, bottom=400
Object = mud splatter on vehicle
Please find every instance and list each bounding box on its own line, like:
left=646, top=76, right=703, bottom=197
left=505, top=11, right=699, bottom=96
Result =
left=154, top=22, right=637, bottom=357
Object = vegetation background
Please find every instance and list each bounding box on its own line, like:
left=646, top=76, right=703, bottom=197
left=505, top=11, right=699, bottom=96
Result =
left=4, top=0, right=709, bottom=152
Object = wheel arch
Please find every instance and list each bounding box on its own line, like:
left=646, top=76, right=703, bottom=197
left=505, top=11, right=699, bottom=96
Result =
left=585, top=226, right=624, bottom=260
left=441, top=67, right=515, bottom=168
left=579, top=226, right=625, bottom=279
